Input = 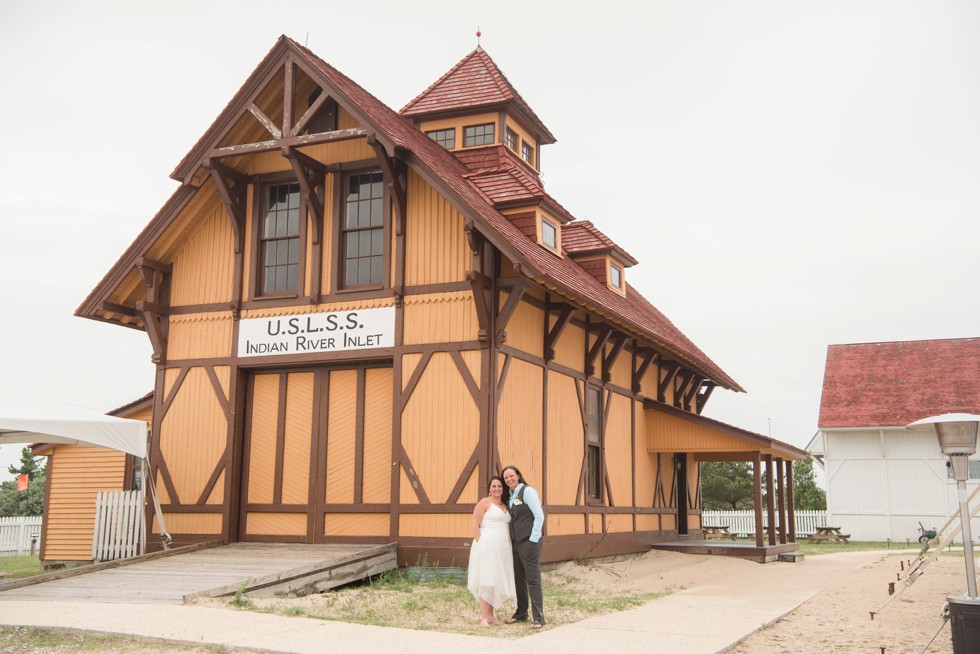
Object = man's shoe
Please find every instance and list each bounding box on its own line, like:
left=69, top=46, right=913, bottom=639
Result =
left=530, top=622, right=544, bottom=630
left=506, top=616, right=528, bottom=624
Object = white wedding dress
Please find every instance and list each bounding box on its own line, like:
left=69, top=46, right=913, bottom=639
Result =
left=467, top=502, right=517, bottom=608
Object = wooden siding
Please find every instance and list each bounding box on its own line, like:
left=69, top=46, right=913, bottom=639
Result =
left=552, top=321, right=585, bottom=373
left=497, top=355, right=543, bottom=483
left=606, top=513, right=632, bottom=533
left=240, top=297, right=395, bottom=321
left=401, top=292, right=479, bottom=345
left=168, top=314, right=234, bottom=360
left=324, top=513, right=389, bottom=537
left=401, top=352, right=479, bottom=504
left=282, top=372, right=314, bottom=504
left=159, top=367, right=227, bottom=503
left=246, top=513, right=306, bottom=536
left=502, top=295, right=544, bottom=358
left=605, top=392, right=633, bottom=506
left=405, top=170, right=468, bottom=285
left=633, top=402, right=657, bottom=508
left=43, top=445, right=126, bottom=561
left=362, top=368, right=393, bottom=504
left=547, top=514, right=585, bottom=536
left=153, top=513, right=222, bottom=535
left=246, top=373, right=279, bottom=504
left=546, top=372, right=584, bottom=505
left=636, top=514, right=659, bottom=531
left=325, top=370, right=358, bottom=504
left=647, top=409, right=757, bottom=452
left=608, top=345, right=632, bottom=390
left=169, top=202, right=235, bottom=306
left=399, top=513, right=470, bottom=538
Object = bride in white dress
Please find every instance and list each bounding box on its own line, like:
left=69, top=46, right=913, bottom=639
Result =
left=467, top=475, right=517, bottom=626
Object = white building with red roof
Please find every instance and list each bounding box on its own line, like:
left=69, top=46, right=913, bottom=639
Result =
left=809, top=338, right=980, bottom=542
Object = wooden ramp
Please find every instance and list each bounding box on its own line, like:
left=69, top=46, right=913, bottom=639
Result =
left=0, top=542, right=397, bottom=605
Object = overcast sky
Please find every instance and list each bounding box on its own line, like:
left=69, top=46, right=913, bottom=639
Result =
left=1, top=0, right=978, bottom=482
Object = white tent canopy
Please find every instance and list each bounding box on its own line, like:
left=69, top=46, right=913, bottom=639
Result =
left=0, top=408, right=147, bottom=458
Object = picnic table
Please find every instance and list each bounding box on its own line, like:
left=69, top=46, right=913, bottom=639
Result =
left=702, top=525, right=737, bottom=540
left=807, top=526, right=850, bottom=544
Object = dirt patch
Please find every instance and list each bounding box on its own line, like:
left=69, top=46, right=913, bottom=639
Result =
left=731, top=553, right=966, bottom=654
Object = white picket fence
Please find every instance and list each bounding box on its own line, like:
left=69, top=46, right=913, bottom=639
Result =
left=701, top=510, right=828, bottom=537
left=92, top=490, right=146, bottom=563
left=0, top=516, right=43, bottom=556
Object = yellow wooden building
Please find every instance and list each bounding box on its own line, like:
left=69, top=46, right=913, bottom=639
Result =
left=69, top=37, right=804, bottom=565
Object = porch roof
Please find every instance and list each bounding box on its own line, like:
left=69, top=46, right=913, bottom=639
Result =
left=642, top=400, right=807, bottom=461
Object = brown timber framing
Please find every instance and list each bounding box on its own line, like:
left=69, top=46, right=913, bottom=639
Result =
left=367, top=134, right=408, bottom=303
left=281, top=146, right=327, bottom=301
left=135, top=258, right=171, bottom=364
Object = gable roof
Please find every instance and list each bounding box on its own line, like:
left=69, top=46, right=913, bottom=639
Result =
left=77, top=36, right=740, bottom=392
left=400, top=47, right=556, bottom=144
left=818, top=338, right=980, bottom=428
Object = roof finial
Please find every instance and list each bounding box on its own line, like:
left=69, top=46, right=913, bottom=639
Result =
left=476, top=27, right=481, bottom=48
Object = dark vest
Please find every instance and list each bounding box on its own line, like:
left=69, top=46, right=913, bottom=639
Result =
left=509, top=484, right=534, bottom=542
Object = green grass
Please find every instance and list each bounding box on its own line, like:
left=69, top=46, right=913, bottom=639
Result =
left=0, top=555, right=44, bottom=579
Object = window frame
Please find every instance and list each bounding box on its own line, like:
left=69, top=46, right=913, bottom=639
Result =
left=251, top=175, right=307, bottom=299
left=505, top=128, right=518, bottom=151
left=609, top=262, right=624, bottom=290
left=335, top=168, right=390, bottom=292
left=426, top=128, right=456, bottom=150
left=539, top=215, right=560, bottom=254
left=585, top=385, right=604, bottom=502
left=463, top=123, right=495, bottom=147
left=521, top=142, right=535, bottom=166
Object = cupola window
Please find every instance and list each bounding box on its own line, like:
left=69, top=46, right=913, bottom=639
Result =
left=463, top=123, right=495, bottom=147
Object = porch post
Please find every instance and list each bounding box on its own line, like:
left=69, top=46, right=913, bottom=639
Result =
left=753, top=451, right=764, bottom=548
left=776, top=458, right=787, bottom=544
left=786, top=461, right=797, bottom=542
left=765, top=454, right=776, bottom=546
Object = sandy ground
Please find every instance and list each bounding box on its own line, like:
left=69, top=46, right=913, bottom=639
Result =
left=513, top=548, right=966, bottom=653
left=730, top=551, right=966, bottom=654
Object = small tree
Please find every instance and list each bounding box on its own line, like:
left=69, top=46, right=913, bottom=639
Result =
left=0, top=447, right=46, bottom=516
left=701, top=461, right=756, bottom=510
left=793, top=455, right=826, bottom=510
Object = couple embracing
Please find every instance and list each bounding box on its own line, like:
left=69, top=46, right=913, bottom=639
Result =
left=467, top=465, right=546, bottom=629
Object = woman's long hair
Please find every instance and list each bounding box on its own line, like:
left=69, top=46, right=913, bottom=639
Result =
left=488, top=474, right=510, bottom=505
left=501, top=465, right=526, bottom=489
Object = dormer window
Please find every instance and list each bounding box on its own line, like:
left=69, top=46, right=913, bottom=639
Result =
left=521, top=143, right=534, bottom=166
left=609, top=262, right=623, bottom=290
left=505, top=128, right=518, bottom=151
left=426, top=128, right=455, bottom=149
left=540, top=216, right=559, bottom=252
left=463, top=123, right=495, bottom=147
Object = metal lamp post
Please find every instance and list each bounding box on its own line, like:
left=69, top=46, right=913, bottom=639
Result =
left=908, top=414, right=980, bottom=598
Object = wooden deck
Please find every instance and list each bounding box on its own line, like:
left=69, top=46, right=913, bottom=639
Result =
left=0, top=542, right=397, bottom=604
left=651, top=538, right=801, bottom=563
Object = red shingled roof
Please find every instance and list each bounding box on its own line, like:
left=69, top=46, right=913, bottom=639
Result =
left=562, top=221, right=639, bottom=266
left=400, top=47, right=556, bottom=144
left=818, top=338, right=980, bottom=428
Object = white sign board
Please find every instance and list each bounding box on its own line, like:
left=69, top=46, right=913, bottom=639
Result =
left=237, top=307, right=395, bottom=358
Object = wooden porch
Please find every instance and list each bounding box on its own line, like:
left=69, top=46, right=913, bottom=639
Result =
left=652, top=538, right=802, bottom=563
left=0, top=542, right=397, bottom=604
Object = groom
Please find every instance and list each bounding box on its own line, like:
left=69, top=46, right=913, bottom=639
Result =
left=502, top=465, right=546, bottom=628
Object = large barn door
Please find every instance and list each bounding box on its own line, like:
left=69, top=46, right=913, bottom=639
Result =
left=240, top=371, right=317, bottom=542
left=239, top=365, right=393, bottom=543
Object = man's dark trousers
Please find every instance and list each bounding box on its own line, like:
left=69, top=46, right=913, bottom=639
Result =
left=510, top=484, right=544, bottom=624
